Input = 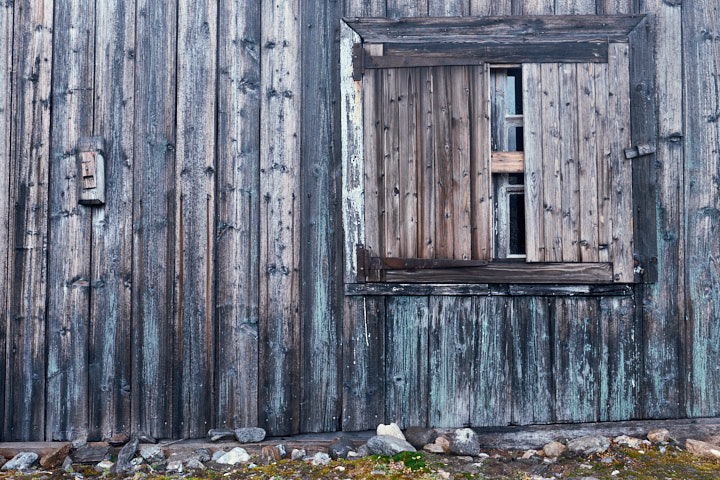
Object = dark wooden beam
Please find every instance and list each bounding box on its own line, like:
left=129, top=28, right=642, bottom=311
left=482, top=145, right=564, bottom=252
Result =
left=364, top=54, right=485, bottom=69
left=345, top=283, right=633, bottom=296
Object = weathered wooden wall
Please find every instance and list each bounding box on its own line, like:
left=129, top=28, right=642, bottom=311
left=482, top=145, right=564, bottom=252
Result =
left=0, top=0, right=718, bottom=441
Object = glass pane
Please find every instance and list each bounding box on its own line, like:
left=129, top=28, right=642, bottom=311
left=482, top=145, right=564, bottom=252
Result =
left=509, top=192, right=526, bottom=256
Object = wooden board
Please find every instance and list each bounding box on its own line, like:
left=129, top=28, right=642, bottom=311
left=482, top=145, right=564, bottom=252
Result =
left=346, top=282, right=633, bottom=296
left=87, top=0, right=135, bottom=441
left=558, top=64, right=579, bottom=262
left=539, top=63, right=563, bottom=262
left=522, top=63, right=544, bottom=262
left=470, top=65, right=492, bottom=259
left=491, top=152, right=524, bottom=173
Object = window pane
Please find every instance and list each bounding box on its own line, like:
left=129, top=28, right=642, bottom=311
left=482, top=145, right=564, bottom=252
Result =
left=509, top=191, right=526, bottom=256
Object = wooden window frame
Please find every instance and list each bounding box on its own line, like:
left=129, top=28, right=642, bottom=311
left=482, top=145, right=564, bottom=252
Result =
left=341, top=14, right=657, bottom=294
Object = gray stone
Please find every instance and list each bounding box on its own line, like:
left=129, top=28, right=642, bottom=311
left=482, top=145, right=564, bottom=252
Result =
left=311, top=452, right=331, bottom=466
left=137, top=433, right=157, bottom=444
left=404, top=427, right=437, bottom=449
left=423, top=443, right=445, bottom=454
left=1, top=452, right=39, bottom=471
left=95, top=460, right=114, bottom=471
left=647, top=428, right=671, bottom=443
left=566, top=436, right=611, bottom=456
left=139, top=445, right=165, bottom=464
left=0, top=456, right=5, bottom=469
left=542, top=441, right=566, bottom=458
left=329, top=438, right=355, bottom=460
left=235, top=427, right=266, bottom=443
left=166, top=454, right=184, bottom=473
left=291, top=449, right=306, bottom=461
left=686, top=439, right=720, bottom=460
left=614, top=435, right=642, bottom=449
left=450, top=428, right=481, bottom=456
left=208, top=428, right=236, bottom=442
left=61, top=456, right=73, bottom=472
left=217, top=447, right=251, bottom=465
left=187, top=458, right=206, bottom=470
left=366, top=435, right=417, bottom=456
left=356, top=444, right=371, bottom=457
left=193, top=448, right=212, bottom=462
left=377, top=423, right=405, bottom=440
left=108, top=433, right=130, bottom=447
left=113, top=436, right=139, bottom=473
left=212, top=450, right=226, bottom=461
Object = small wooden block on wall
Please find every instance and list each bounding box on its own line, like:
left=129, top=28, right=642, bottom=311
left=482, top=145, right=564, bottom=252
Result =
left=77, top=136, right=106, bottom=206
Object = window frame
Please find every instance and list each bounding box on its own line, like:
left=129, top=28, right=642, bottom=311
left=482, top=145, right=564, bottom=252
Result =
left=341, top=14, right=657, bottom=294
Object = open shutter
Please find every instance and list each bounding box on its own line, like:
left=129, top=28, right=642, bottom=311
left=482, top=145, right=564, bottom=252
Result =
left=362, top=64, right=492, bottom=270
left=522, top=47, right=633, bottom=282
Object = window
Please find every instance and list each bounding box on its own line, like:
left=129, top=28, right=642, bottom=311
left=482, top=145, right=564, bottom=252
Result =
left=341, top=15, right=657, bottom=289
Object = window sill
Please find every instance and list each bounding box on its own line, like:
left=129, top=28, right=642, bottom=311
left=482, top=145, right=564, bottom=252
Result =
left=345, top=283, right=633, bottom=297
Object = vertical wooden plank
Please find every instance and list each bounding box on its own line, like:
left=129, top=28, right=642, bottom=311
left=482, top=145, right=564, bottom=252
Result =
left=300, top=0, right=342, bottom=432
left=596, top=0, right=631, bottom=14
left=88, top=0, right=135, bottom=440
left=540, top=64, right=562, bottom=262
left=683, top=0, right=720, bottom=418
left=555, top=0, right=594, bottom=14
left=470, top=0, right=511, bottom=15
left=344, top=0, right=385, bottom=16
left=259, top=0, right=301, bottom=435
left=595, top=63, right=612, bottom=264
left=175, top=0, right=217, bottom=439
left=521, top=0, right=553, bottom=15
left=382, top=68, right=400, bottom=257
left=470, top=64, right=492, bottom=260
left=0, top=0, right=13, bottom=437
left=385, top=297, right=429, bottom=428
left=433, top=67, right=454, bottom=259
left=429, top=296, right=474, bottom=427
left=45, top=0, right=94, bottom=441
left=364, top=67, right=383, bottom=256
left=522, top=64, right=544, bottom=262
left=388, top=0, right=428, bottom=18
left=429, top=0, right=467, bottom=16
left=396, top=67, right=418, bottom=257
left=342, top=297, right=386, bottom=431
left=5, top=0, right=53, bottom=441
left=451, top=66, right=472, bottom=260
left=418, top=67, right=436, bottom=259
left=471, top=297, right=511, bottom=426
left=577, top=62, right=600, bottom=262
left=558, top=64, right=580, bottom=262
left=607, top=44, right=633, bottom=281
left=215, top=0, right=261, bottom=430
left=132, top=0, right=177, bottom=439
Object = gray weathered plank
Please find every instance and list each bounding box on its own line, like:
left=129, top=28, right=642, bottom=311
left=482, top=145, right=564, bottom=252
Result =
left=385, top=297, right=429, bottom=428
left=450, top=66, right=472, bottom=260
left=433, top=67, right=454, bottom=258
left=388, top=0, right=428, bottom=19
left=418, top=67, right=436, bottom=259
left=382, top=68, right=401, bottom=257
left=259, top=0, right=302, bottom=435
left=470, top=64, right=492, bottom=260
left=46, top=0, right=95, bottom=442
left=558, top=63, right=580, bottom=262
left=594, top=62, right=612, bottom=264
left=364, top=66, right=383, bottom=256
left=88, top=0, right=135, bottom=440
left=396, top=67, right=418, bottom=257
left=131, top=0, right=178, bottom=438
left=540, top=63, right=562, bottom=262
left=522, top=63, right=544, bottom=262
left=215, top=0, right=261, bottom=430
left=429, top=296, right=474, bottom=427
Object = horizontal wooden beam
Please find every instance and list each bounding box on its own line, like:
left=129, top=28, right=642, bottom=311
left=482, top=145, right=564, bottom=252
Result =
left=491, top=151, right=524, bottom=173
left=383, top=262, right=614, bottom=284
left=345, top=282, right=633, bottom=296
left=364, top=54, right=485, bottom=69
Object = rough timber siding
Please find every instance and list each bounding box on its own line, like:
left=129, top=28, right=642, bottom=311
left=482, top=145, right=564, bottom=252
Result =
left=0, top=0, right=718, bottom=440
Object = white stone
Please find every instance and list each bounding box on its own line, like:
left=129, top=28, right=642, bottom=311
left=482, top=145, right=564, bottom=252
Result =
left=312, top=452, right=331, bottom=466
left=212, top=450, right=226, bottom=461
left=95, top=460, right=114, bottom=471
left=614, top=435, right=643, bottom=449
left=647, top=428, right=671, bottom=443
left=217, top=447, right=251, bottom=465
left=291, top=449, right=306, bottom=461
left=521, top=449, right=537, bottom=459
left=139, top=445, right=165, bottom=464
left=377, top=422, right=406, bottom=441
left=542, top=441, right=566, bottom=458
left=1, top=452, right=39, bottom=471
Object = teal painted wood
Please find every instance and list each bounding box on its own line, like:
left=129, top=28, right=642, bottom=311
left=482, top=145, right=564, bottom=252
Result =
left=87, top=0, right=135, bottom=441
left=215, top=0, right=261, bottom=430
left=682, top=0, right=720, bottom=418
left=385, top=297, right=430, bottom=428
left=429, top=296, right=475, bottom=427
left=131, top=0, right=178, bottom=439
left=471, top=296, right=512, bottom=426
left=300, top=0, right=343, bottom=433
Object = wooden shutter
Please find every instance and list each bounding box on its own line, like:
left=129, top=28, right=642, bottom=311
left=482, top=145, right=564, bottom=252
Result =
left=363, top=64, right=492, bottom=262
left=522, top=44, right=633, bottom=282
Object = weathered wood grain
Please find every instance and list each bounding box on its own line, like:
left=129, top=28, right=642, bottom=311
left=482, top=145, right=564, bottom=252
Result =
left=88, top=0, right=135, bottom=441
left=555, top=0, right=594, bottom=15
left=471, top=64, right=492, bottom=260
left=215, top=0, right=261, bottom=430
left=429, top=296, right=474, bottom=427
left=387, top=0, right=427, bottom=18
left=540, top=63, right=563, bottom=262
left=364, top=65, right=383, bottom=256
left=682, top=0, right=720, bottom=418
left=595, top=62, right=612, bottom=264
left=450, top=66, right=472, bottom=260
left=300, top=0, right=342, bottom=432
left=4, top=0, right=54, bottom=441
left=521, top=0, right=553, bottom=15
left=418, top=67, right=436, bottom=258
left=132, top=0, right=178, bottom=439
left=0, top=0, right=13, bottom=438
left=382, top=68, right=401, bottom=257
left=396, top=67, right=418, bottom=257
left=428, top=0, right=467, bottom=16
left=345, top=282, right=633, bottom=296
left=259, top=0, right=302, bottom=435
left=522, top=63, right=544, bottom=262
left=385, top=297, right=429, bottom=428
left=558, top=64, right=580, bottom=262
left=433, top=67, right=454, bottom=258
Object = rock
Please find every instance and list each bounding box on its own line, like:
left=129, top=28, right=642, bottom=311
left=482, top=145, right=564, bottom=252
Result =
left=457, top=455, right=474, bottom=462
left=435, top=435, right=451, bottom=453
left=212, top=450, right=226, bottom=461
left=1, top=452, right=39, bottom=471
left=686, top=439, right=720, bottom=460
left=113, top=436, right=139, bottom=473
left=614, top=435, right=642, bottom=449
left=217, top=447, right=251, bottom=465
left=311, top=452, right=331, bottom=466
left=193, top=448, right=212, bottom=462
left=566, top=436, right=611, bottom=456
left=71, top=437, right=88, bottom=449
left=137, top=433, right=157, bottom=444
left=404, top=427, right=436, bottom=449
left=108, top=433, right=130, bottom=446
left=542, top=441, right=566, bottom=458
left=235, top=427, right=266, bottom=443
left=291, top=449, right=306, bottom=461
left=187, top=458, right=206, bottom=470
left=61, top=456, right=73, bottom=472
left=366, top=435, right=416, bottom=456
left=166, top=454, right=184, bottom=473
left=356, top=444, right=371, bottom=457
left=139, top=445, right=165, bottom=464
left=329, top=437, right=355, bottom=460
left=450, top=428, right=481, bottom=456
left=423, top=443, right=445, bottom=454
left=71, top=444, right=110, bottom=463
left=40, top=442, right=72, bottom=469
left=377, top=422, right=406, bottom=441
left=522, top=450, right=538, bottom=459
left=0, top=456, right=5, bottom=469
left=95, top=459, right=114, bottom=471
left=208, top=428, right=236, bottom=442
left=261, top=445, right=284, bottom=462
left=647, top=428, right=671, bottom=443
